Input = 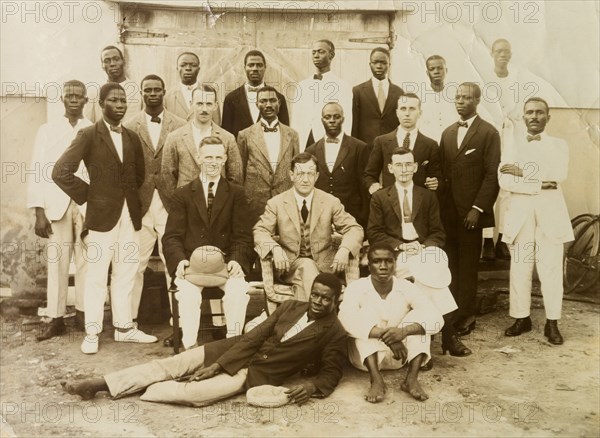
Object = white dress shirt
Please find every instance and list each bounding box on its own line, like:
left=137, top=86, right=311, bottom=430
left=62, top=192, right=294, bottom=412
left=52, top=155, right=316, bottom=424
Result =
left=294, top=190, right=314, bottom=217
left=180, top=82, right=199, bottom=108
left=145, top=111, right=164, bottom=148
left=245, top=82, right=265, bottom=124
left=280, top=312, right=315, bottom=342
left=200, top=174, right=220, bottom=204
left=324, top=132, right=344, bottom=172
left=456, top=114, right=478, bottom=147
left=396, top=127, right=418, bottom=151
left=104, top=120, right=123, bottom=161
left=261, top=118, right=280, bottom=172
left=395, top=181, right=419, bottom=241
left=418, top=83, right=457, bottom=143
left=371, top=77, right=390, bottom=101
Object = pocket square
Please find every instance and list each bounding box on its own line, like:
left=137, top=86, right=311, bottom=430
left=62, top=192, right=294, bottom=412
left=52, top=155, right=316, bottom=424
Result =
left=421, top=160, right=429, bottom=166
left=465, top=148, right=476, bottom=155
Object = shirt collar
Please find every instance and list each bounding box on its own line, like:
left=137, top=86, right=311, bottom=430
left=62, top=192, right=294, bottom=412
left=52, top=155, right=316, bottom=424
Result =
left=325, top=132, right=344, bottom=143
left=103, top=119, right=121, bottom=133
left=397, top=126, right=418, bottom=137
left=460, top=114, right=478, bottom=127
left=145, top=110, right=164, bottom=122
left=395, top=181, right=414, bottom=194
left=181, top=82, right=198, bottom=92
left=294, top=189, right=314, bottom=208
left=261, top=118, right=279, bottom=129
left=246, top=82, right=265, bottom=91
left=371, top=76, right=388, bottom=87
left=199, top=174, right=220, bottom=186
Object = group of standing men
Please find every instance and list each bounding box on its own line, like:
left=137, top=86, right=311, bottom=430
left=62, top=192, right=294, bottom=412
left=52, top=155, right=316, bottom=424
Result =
left=32, top=37, right=573, bottom=405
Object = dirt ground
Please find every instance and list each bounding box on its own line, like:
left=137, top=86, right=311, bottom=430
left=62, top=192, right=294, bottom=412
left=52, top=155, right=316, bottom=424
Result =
left=1, top=282, right=599, bottom=438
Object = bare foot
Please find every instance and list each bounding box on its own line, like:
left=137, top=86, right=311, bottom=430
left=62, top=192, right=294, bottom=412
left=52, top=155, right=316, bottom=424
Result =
left=61, top=381, right=98, bottom=400
left=365, top=379, right=387, bottom=403
left=401, top=379, right=428, bottom=401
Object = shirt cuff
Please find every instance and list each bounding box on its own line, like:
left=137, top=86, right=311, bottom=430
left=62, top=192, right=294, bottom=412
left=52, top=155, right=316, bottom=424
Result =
left=472, top=205, right=483, bottom=213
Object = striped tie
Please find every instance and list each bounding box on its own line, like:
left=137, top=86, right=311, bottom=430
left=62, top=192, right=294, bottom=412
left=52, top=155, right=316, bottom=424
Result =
left=207, top=182, right=215, bottom=218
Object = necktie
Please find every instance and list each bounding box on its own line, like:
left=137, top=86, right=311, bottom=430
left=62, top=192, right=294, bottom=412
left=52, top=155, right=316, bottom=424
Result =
left=402, top=132, right=410, bottom=149
left=457, top=120, right=468, bottom=128
left=403, top=189, right=412, bottom=223
left=207, top=182, right=215, bottom=218
left=301, top=199, right=309, bottom=223
left=326, top=137, right=339, bottom=144
left=377, top=81, right=386, bottom=112
left=262, top=123, right=279, bottom=133
left=150, top=116, right=161, bottom=124
left=109, top=124, right=122, bottom=134
left=313, top=73, right=323, bottom=80
left=527, top=134, right=541, bottom=142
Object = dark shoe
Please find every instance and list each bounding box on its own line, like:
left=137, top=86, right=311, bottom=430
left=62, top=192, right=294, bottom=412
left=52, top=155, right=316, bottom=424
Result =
left=442, top=335, right=472, bottom=357
left=75, top=310, right=85, bottom=332
left=481, top=238, right=496, bottom=261
left=37, top=318, right=66, bottom=341
left=455, top=316, right=476, bottom=337
left=163, top=331, right=182, bottom=347
left=495, top=241, right=511, bottom=260
left=544, top=320, right=564, bottom=345
left=504, top=317, right=532, bottom=337
left=212, top=326, right=227, bottom=340
left=420, top=358, right=434, bottom=371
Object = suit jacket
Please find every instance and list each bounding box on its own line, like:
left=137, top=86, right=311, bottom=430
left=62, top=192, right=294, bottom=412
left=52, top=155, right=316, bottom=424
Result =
left=499, top=133, right=573, bottom=244
left=123, top=110, right=186, bottom=216
left=163, top=87, right=221, bottom=125
left=161, top=121, right=243, bottom=212
left=162, top=178, right=253, bottom=276
left=305, top=134, right=370, bottom=228
left=439, top=116, right=501, bottom=229
left=364, top=129, right=441, bottom=190
left=253, top=188, right=364, bottom=272
left=222, top=85, right=290, bottom=139
left=368, top=184, right=445, bottom=249
left=52, top=121, right=144, bottom=232
left=204, top=300, right=347, bottom=396
left=351, top=79, right=403, bottom=146
left=237, top=121, right=299, bottom=225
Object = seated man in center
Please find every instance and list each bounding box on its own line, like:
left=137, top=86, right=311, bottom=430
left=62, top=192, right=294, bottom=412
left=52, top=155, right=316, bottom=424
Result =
left=253, top=152, right=364, bottom=301
left=162, top=136, right=254, bottom=349
left=338, top=243, right=444, bottom=403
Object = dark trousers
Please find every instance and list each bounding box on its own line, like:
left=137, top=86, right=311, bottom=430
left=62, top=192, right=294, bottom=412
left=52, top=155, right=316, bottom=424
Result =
left=441, top=201, right=482, bottom=319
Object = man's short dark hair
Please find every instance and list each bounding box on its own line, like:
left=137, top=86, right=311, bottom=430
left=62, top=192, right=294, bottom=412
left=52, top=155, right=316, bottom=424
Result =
left=290, top=152, right=318, bottom=171
left=140, top=74, right=165, bottom=90
left=370, top=47, right=390, bottom=59
left=367, top=242, right=397, bottom=260
left=491, top=38, right=511, bottom=51
left=312, top=273, right=343, bottom=300
left=390, top=147, right=415, bottom=160
left=99, top=82, right=125, bottom=102
left=100, top=45, right=124, bottom=61
left=191, top=84, right=218, bottom=101
left=199, top=136, right=225, bottom=149
left=63, top=80, right=87, bottom=96
left=426, top=55, right=446, bottom=67
left=177, top=52, right=200, bottom=64
left=399, top=92, right=421, bottom=106
left=257, top=85, right=278, bottom=99
left=459, top=82, right=482, bottom=99
left=244, top=50, right=266, bottom=65
left=524, top=97, right=550, bottom=114
left=316, top=39, right=335, bottom=53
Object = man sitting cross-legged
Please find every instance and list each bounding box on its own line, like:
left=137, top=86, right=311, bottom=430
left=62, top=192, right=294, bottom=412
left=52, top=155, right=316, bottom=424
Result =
left=338, top=243, right=443, bottom=402
left=62, top=273, right=347, bottom=407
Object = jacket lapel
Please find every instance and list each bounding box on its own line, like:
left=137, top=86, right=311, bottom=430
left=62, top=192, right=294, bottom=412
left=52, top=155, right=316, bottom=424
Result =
left=388, top=186, right=404, bottom=225
left=382, top=81, right=398, bottom=116
left=250, top=123, right=273, bottom=172
left=136, top=114, right=154, bottom=155
left=182, top=125, right=201, bottom=168
left=313, top=140, right=328, bottom=174
left=155, top=112, right=174, bottom=154
left=446, top=124, right=459, bottom=157
left=209, top=178, right=229, bottom=226
left=309, top=190, right=324, bottom=234
left=332, top=136, right=350, bottom=172
left=190, top=179, right=209, bottom=225
left=240, top=88, right=256, bottom=125
left=175, top=89, right=190, bottom=117
left=411, top=186, right=422, bottom=221
left=97, top=121, right=122, bottom=165
left=362, top=81, right=382, bottom=116
left=275, top=125, right=293, bottom=173
left=456, top=116, right=480, bottom=157
left=275, top=302, right=310, bottom=341
left=283, top=190, right=301, bottom=233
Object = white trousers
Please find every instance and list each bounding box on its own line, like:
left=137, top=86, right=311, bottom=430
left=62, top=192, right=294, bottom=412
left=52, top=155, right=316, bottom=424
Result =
left=83, top=205, right=139, bottom=334
left=130, top=191, right=170, bottom=319
left=508, top=213, right=564, bottom=320
left=105, top=346, right=247, bottom=406
left=45, top=200, right=87, bottom=317
left=279, top=257, right=320, bottom=302
left=175, top=276, right=250, bottom=348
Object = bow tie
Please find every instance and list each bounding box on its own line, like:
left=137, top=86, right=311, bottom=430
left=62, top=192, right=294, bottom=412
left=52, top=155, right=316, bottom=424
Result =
left=247, top=86, right=261, bottom=92
left=457, top=120, right=468, bottom=128
left=109, top=124, right=122, bottom=134
left=262, top=123, right=279, bottom=133
left=527, top=134, right=541, bottom=142
left=150, top=116, right=161, bottom=124
left=326, top=137, right=340, bottom=144
left=313, top=73, right=323, bottom=80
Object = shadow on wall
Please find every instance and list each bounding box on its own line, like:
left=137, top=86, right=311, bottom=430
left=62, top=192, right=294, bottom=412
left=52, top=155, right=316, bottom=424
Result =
left=1, top=97, right=47, bottom=297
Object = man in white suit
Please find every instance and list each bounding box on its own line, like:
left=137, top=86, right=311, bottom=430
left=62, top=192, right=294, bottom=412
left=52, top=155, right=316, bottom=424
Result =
left=499, top=97, right=574, bottom=345
left=291, top=40, right=353, bottom=150
left=28, top=80, right=92, bottom=340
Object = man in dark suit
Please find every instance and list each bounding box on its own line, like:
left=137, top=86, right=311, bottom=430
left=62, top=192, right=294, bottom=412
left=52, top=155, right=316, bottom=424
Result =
left=222, top=50, right=289, bottom=139
left=62, top=273, right=347, bottom=407
left=364, top=93, right=441, bottom=195
left=123, top=74, right=186, bottom=324
left=53, top=82, right=158, bottom=354
left=438, top=82, right=501, bottom=355
left=351, top=47, right=403, bottom=146
left=162, top=136, right=254, bottom=349
left=306, top=102, right=370, bottom=228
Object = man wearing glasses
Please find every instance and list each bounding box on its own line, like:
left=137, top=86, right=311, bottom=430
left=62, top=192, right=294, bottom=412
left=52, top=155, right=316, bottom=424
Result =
left=253, top=152, right=364, bottom=301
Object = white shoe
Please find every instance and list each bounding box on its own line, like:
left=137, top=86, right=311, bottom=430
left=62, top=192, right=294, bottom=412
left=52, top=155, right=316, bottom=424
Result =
left=114, top=328, right=158, bottom=343
left=81, top=336, right=99, bottom=354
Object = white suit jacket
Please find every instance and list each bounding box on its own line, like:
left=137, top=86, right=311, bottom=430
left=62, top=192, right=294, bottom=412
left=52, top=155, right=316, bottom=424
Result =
left=499, top=132, right=574, bottom=245
left=27, top=116, right=92, bottom=220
